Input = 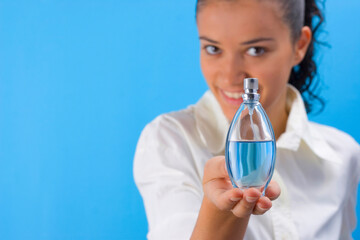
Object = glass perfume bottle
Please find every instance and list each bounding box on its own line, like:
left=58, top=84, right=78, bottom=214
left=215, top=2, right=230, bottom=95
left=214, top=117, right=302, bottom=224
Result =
left=225, top=78, right=276, bottom=194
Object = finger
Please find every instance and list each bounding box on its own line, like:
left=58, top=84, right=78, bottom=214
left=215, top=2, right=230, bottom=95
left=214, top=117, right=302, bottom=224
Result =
left=231, top=188, right=262, bottom=218
left=265, top=180, right=281, bottom=201
left=203, top=180, right=233, bottom=206
left=253, top=196, right=272, bottom=215
left=216, top=188, right=244, bottom=211
left=203, top=156, right=228, bottom=184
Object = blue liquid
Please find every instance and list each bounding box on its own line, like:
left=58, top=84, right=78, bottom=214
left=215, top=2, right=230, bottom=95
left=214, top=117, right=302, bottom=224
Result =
left=226, top=140, right=275, bottom=189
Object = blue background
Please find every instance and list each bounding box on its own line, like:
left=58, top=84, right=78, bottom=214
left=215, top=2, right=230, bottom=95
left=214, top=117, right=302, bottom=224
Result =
left=0, top=0, right=359, bottom=239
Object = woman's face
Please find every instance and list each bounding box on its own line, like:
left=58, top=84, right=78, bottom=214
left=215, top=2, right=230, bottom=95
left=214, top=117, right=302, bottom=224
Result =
left=197, top=0, right=310, bottom=120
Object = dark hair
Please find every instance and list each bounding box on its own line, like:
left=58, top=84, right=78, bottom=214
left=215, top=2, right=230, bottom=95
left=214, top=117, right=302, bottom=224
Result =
left=195, top=0, right=326, bottom=114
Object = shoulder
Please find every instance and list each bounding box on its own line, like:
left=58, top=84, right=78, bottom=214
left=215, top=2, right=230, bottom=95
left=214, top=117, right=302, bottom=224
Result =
left=134, top=105, right=204, bottom=175
left=309, top=122, right=360, bottom=154
left=308, top=121, right=360, bottom=179
left=133, top=106, right=206, bottom=192
left=309, top=122, right=360, bottom=184
left=138, top=106, right=199, bottom=149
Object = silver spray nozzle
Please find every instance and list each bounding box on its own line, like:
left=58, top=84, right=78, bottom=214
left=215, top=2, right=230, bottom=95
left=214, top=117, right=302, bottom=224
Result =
left=242, top=78, right=260, bottom=102
left=244, top=78, right=258, bottom=93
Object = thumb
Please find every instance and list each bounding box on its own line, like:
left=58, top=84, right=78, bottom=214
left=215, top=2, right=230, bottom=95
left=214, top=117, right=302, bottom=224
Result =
left=203, top=156, right=229, bottom=185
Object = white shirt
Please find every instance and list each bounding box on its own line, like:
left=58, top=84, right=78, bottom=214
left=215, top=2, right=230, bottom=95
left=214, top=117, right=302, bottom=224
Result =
left=134, top=85, right=360, bottom=240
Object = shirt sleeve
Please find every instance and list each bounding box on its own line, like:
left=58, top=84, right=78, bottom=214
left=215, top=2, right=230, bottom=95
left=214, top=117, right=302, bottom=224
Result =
left=133, top=115, right=204, bottom=240
left=340, top=139, right=360, bottom=239
left=355, top=142, right=360, bottom=184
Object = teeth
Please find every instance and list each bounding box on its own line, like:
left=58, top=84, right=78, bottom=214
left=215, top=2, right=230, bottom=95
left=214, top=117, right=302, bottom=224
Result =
left=223, top=90, right=242, bottom=99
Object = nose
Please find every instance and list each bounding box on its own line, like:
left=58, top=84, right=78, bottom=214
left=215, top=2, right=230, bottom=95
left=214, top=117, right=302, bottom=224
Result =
left=221, top=53, right=246, bottom=85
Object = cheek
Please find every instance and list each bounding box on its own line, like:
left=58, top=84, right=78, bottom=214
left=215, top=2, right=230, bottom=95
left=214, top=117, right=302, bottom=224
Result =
left=200, top=56, right=217, bottom=87
left=261, top=68, right=290, bottom=107
left=255, top=53, right=294, bottom=108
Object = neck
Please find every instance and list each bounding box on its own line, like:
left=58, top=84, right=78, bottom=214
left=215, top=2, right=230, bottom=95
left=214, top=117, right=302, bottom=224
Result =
left=266, top=92, right=289, bottom=140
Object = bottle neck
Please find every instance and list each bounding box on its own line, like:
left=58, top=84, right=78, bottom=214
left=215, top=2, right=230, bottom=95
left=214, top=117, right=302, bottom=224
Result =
left=242, top=92, right=260, bottom=103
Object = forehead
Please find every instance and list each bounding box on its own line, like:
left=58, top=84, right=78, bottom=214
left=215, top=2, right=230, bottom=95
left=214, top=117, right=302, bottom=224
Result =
left=197, top=0, right=289, bottom=41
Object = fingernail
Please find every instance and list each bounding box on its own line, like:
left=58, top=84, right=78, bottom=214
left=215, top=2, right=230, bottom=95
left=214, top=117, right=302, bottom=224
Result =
left=246, top=196, right=258, bottom=203
left=258, top=206, right=268, bottom=211
left=230, top=197, right=241, bottom=202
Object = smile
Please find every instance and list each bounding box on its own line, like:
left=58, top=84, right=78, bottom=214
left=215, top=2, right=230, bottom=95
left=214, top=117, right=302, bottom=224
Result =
left=219, top=89, right=244, bottom=106
left=222, top=90, right=242, bottom=99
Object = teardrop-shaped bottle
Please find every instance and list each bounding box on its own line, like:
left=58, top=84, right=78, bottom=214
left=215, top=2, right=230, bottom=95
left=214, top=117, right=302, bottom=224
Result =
left=225, top=78, right=276, bottom=194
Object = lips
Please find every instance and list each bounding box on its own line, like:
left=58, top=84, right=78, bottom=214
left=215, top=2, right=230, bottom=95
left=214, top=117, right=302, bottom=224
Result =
left=219, top=88, right=244, bottom=105
left=223, top=90, right=242, bottom=99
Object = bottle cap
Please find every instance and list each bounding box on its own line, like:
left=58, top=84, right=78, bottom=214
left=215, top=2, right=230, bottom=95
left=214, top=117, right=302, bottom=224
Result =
left=244, top=78, right=258, bottom=91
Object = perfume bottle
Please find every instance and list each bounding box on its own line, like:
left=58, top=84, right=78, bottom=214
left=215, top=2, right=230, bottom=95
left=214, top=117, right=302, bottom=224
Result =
left=225, top=78, right=276, bottom=194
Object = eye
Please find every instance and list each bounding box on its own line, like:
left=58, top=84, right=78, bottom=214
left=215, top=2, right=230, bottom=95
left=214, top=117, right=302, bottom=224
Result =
left=204, top=45, right=221, bottom=55
left=246, top=47, right=265, bottom=57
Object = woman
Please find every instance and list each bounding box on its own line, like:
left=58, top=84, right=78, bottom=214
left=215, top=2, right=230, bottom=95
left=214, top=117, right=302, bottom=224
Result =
left=134, top=0, right=360, bottom=239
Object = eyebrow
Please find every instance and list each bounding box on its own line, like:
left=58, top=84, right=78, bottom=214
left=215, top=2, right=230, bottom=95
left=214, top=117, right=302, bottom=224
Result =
left=241, top=38, right=274, bottom=45
left=199, top=36, right=275, bottom=45
left=199, top=36, right=220, bottom=44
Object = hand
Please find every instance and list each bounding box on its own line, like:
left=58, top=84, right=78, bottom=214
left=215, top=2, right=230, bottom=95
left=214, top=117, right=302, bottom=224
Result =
left=203, top=156, right=281, bottom=218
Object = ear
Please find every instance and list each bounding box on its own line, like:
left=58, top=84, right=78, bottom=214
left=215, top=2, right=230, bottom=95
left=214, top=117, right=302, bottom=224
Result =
left=293, top=26, right=312, bottom=66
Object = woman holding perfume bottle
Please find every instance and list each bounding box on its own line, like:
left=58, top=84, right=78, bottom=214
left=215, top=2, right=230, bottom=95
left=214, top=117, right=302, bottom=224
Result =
left=134, top=0, right=360, bottom=239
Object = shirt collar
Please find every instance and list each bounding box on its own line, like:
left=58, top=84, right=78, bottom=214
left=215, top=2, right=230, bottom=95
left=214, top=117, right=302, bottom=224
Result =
left=276, top=84, right=307, bottom=151
left=278, top=84, right=341, bottom=163
left=194, top=91, right=230, bottom=156
left=194, top=84, right=341, bottom=163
